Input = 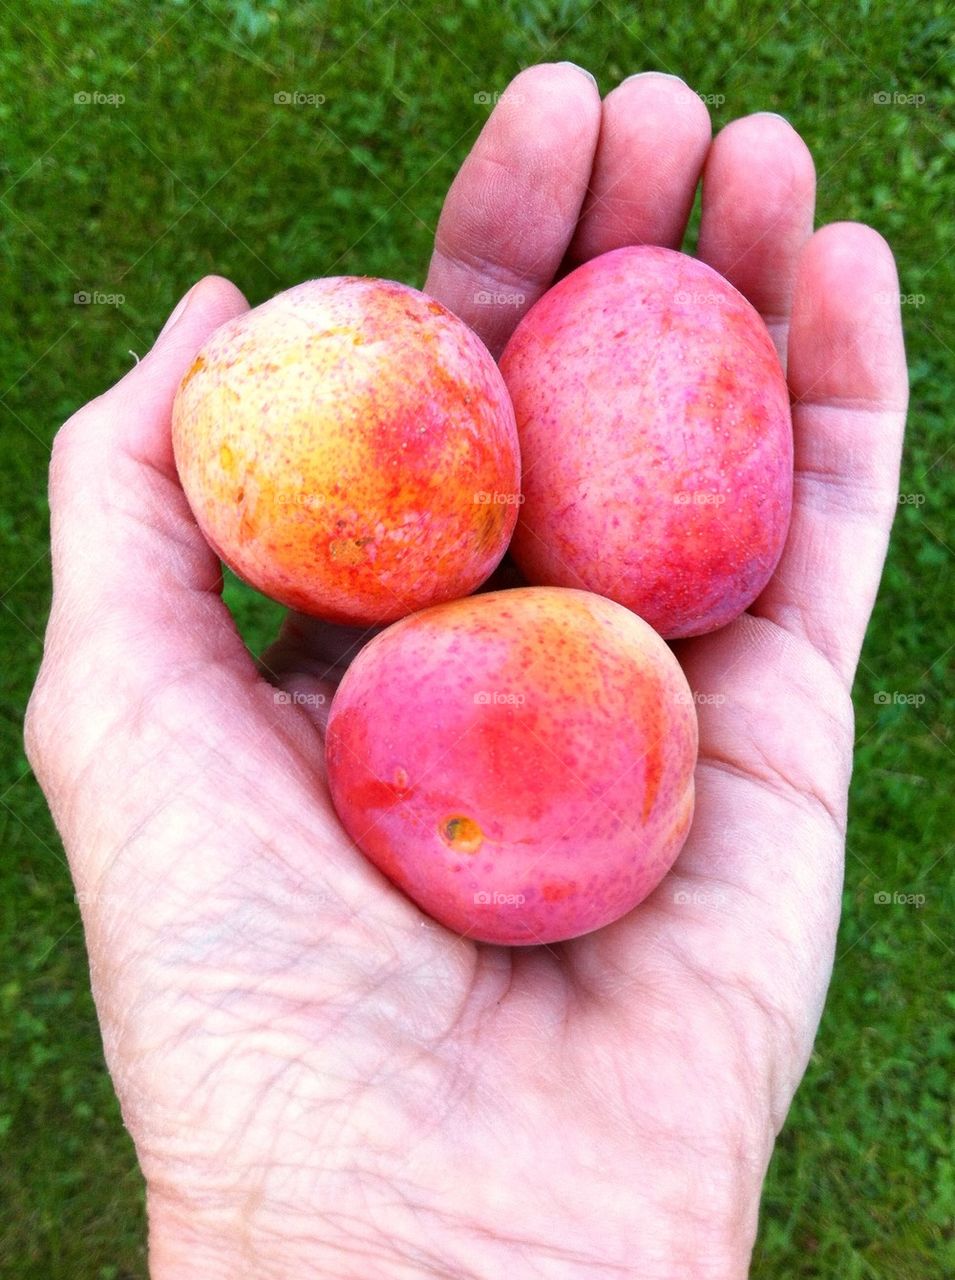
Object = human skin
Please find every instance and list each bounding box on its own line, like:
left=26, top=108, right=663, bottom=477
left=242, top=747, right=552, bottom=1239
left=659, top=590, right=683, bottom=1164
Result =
left=326, top=587, right=698, bottom=944
left=172, top=277, right=520, bottom=626
left=500, top=245, right=793, bottom=638
left=26, top=66, right=907, bottom=1280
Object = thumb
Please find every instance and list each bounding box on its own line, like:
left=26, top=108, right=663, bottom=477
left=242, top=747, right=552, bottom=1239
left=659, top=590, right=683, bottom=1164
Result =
left=50, top=274, right=249, bottom=606
left=27, top=276, right=252, bottom=836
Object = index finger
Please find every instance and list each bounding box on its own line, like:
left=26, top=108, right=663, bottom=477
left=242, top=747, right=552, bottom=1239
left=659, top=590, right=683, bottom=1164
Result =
left=424, top=62, right=601, bottom=358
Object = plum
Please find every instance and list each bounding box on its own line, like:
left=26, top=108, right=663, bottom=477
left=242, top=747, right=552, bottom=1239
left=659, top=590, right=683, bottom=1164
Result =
left=499, top=245, right=793, bottom=638
left=172, top=277, right=520, bottom=626
left=325, top=586, right=698, bottom=945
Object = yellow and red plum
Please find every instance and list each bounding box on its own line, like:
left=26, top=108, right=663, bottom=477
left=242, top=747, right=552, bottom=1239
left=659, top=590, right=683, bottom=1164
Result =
left=500, top=246, right=793, bottom=639
left=172, top=277, right=520, bottom=625
left=325, top=587, right=698, bottom=945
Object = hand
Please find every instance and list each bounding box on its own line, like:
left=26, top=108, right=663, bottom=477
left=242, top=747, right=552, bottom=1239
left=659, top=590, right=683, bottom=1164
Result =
left=26, top=65, right=907, bottom=1279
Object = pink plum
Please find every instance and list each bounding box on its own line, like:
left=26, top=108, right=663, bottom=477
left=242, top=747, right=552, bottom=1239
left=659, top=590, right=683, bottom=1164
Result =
left=499, top=245, right=793, bottom=638
left=325, top=586, right=698, bottom=945
left=172, top=277, right=520, bottom=626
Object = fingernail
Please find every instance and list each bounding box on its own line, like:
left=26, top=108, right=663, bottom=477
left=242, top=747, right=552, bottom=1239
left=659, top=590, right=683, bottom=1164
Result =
left=620, top=71, right=687, bottom=86
left=758, top=111, right=793, bottom=126
left=557, top=62, right=598, bottom=89
left=157, top=283, right=197, bottom=340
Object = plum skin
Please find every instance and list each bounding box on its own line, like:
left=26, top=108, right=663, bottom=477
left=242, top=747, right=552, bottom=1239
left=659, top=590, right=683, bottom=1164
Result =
left=325, top=587, right=698, bottom=946
left=172, top=277, right=520, bottom=626
left=499, top=245, right=793, bottom=639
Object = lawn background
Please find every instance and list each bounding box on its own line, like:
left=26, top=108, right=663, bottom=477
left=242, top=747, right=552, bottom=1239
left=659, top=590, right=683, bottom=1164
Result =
left=0, top=2, right=952, bottom=1276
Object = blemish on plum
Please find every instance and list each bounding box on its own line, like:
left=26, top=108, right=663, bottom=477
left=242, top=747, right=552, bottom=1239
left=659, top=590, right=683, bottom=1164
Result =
left=440, top=815, right=483, bottom=854
left=476, top=500, right=507, bottom=553
left=181, top=354, right=206, bottom=391
left=542, top=881, right=577, bottom=902
left=329, top=536, right=374, bottom=564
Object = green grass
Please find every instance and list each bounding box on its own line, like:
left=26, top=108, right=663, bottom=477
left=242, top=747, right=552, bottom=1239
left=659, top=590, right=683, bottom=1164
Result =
left=1, top=2, right=952, bottom=1275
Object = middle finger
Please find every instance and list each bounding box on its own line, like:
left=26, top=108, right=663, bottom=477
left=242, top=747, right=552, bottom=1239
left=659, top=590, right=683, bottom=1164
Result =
left=567, top=71, right=712, bottom=265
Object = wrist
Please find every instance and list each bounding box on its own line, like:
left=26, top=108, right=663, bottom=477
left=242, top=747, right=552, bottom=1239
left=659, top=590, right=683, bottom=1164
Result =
left=145, top=1145, right=767, bottom=1280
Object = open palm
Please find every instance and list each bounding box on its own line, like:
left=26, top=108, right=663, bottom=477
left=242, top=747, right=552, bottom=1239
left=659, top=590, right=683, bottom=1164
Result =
left=27, top=66, right=907, bottom=1279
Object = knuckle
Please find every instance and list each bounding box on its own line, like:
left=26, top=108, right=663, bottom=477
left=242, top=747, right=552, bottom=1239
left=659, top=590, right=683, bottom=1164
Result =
left=49, top=419, right=80, bottom=499
left=50, top=396, right=111, bottom=471
left=23, top=667, right=59, bottom=788
left=49, top=406, right=90, bottom=477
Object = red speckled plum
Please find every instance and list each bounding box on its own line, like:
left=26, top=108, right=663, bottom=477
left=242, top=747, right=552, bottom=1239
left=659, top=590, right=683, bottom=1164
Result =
left=325, top=587, right=698, bottom=945
left=500, top=245, right=793, bottom=638
left=173, top=278, right=520, bottom=626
